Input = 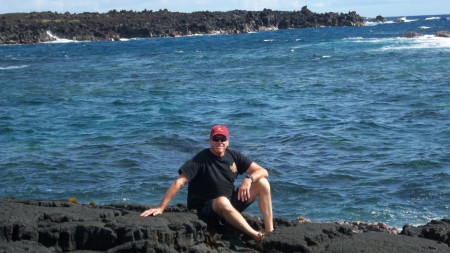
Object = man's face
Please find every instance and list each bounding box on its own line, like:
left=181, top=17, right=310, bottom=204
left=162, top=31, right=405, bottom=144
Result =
left=209, top=134, right=229, bottom=157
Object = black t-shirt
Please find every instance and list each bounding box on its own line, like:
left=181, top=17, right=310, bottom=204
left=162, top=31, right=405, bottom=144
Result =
left=179, top=148, right=253, bottom=210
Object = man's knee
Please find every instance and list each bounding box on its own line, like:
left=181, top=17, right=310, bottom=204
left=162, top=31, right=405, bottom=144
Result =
left=256, top=177, right=271, bottom=193
left=213, top=196, right=234, bottom=215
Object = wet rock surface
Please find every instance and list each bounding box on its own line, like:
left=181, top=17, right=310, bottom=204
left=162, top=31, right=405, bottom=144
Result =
left=0, top=6, right=364, bottom=44
left=436, top=31, right=450, bottom=38
left=0, top=198, right=449, bottom=252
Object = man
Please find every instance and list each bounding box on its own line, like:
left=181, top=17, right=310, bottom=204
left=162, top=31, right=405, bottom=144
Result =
left=141, top=125, right=273, bottom=242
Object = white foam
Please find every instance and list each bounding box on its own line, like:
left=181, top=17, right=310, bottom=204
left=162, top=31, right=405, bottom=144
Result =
left=425, top=16, right=441, bottom=21
left=418, top=26, right=431, bottom=29
left=343, top=35, right=450, bottom=51
left=379, top=35, right=450, bottom=51
left=44, top=31, right=76, bottom=43
left=351, top=37, right=392, bottom=44
left=344, top=37, right=364, bottom=41
left=364, top=21, right=396, bottom=26
left=394, top=17, right=419, bottom=23
left=185, top=33, right=206, bottom=37
left=364, top=21, right=378, bottom=26
left=0, top=65, right=29, bottom=70
left=343, top=37, right=390, bottom=44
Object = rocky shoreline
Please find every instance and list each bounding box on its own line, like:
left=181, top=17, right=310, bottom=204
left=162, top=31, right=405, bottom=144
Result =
left=0, top=198, right=448, bottom=252
left=0, top=6, right=364, bottom=44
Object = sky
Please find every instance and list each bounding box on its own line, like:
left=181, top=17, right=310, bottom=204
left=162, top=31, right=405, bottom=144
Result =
left=0, top=0, right=449, bottom=18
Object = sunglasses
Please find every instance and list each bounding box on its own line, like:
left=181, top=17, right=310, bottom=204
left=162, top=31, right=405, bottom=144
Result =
left=211, top=136, right=228, bottom=142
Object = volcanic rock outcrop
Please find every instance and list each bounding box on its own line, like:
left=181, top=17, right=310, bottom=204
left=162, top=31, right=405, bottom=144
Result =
left=0, top=198, right=449, bottom=252
left=0, top=6, right=364, bottom=44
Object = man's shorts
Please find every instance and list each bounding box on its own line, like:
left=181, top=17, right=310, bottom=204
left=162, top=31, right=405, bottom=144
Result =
left=198, top=188, right=255, bottom=225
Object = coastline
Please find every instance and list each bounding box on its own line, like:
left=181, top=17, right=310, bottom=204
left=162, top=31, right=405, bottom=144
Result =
left=1, top=198, right=448, bottom=252
left=0, top=6, right=364, bottom=44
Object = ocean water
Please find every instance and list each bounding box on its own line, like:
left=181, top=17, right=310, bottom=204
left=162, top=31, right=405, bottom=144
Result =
left=1, top=14, right=449, bottom=228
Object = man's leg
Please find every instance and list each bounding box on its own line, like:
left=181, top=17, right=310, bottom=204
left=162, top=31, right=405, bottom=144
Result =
left=212, top=196, right=261, bottom=240
left=249, top=177, right=273, bottom=235
left=213, top=177, right=274, bottom=238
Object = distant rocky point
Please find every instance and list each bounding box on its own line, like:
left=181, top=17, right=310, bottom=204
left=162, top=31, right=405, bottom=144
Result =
left=367, top=15, right=387, bottom=23
left=401, top=32, right=423, bottom=38
left=401, top=31, right=450, bottom=38
left=0, top=6, right=364, bottom=44
left=436, top=31, right=450, bottom=37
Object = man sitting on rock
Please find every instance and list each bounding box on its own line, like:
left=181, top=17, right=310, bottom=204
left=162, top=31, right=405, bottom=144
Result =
left=141, top=125, right=274, bottom=243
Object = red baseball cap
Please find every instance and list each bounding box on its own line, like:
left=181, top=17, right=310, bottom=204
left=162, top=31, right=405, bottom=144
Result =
left=210, top=125, right=229, bottom=138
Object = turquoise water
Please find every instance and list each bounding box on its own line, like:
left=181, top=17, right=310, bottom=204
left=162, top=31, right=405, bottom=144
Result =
left=1, top=15, right=449, bottom=228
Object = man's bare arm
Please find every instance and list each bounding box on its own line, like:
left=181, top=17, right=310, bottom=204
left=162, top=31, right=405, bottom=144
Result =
left=140, top=173, right=189, bottom=217
left=238, top=162, right=269, bottom=201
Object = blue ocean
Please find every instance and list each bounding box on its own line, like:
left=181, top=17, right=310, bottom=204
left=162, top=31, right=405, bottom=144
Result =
left=1, top=15, right=449, bottom=229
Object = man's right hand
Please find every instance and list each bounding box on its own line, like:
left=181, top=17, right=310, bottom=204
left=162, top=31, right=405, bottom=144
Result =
left=140, top=207, right=164, bottom=217
left=140, top=174, right=188, bottom=218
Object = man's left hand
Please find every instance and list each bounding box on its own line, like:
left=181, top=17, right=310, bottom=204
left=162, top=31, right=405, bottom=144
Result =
left=238, top=178, right=252, bottom=202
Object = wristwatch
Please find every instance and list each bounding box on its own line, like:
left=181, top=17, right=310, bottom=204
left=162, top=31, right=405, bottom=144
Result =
left=245, top=174, right=254, bottom=183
